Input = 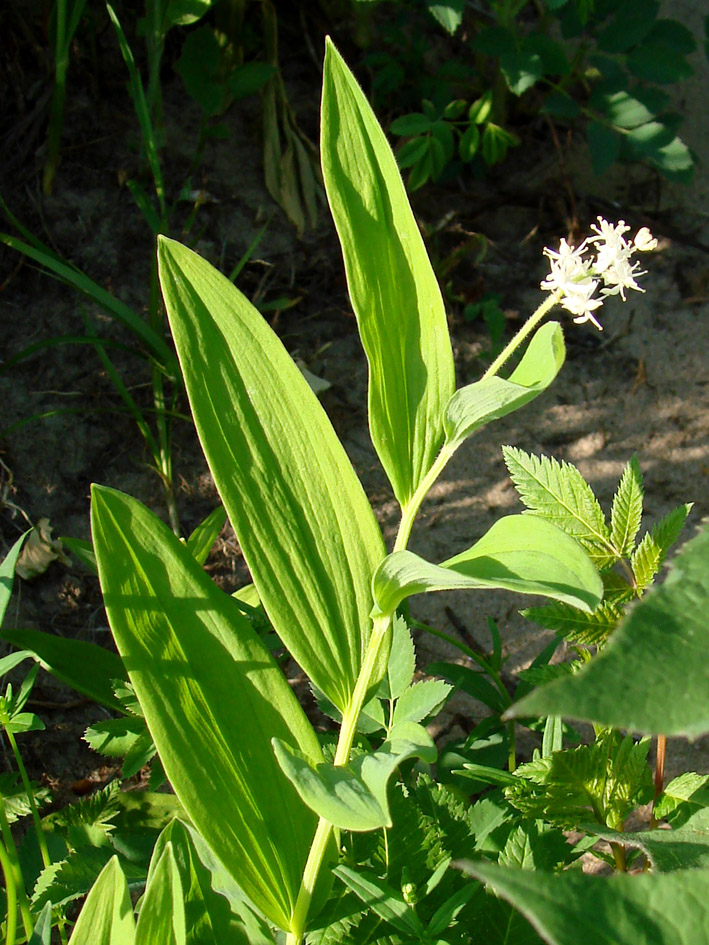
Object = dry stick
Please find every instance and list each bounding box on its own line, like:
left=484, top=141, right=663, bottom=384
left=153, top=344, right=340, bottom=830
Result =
left=543, top=114, right=579, bottom=235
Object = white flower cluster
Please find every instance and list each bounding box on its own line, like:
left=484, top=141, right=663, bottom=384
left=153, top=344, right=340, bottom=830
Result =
left=541, top=217, right=658, bottom=331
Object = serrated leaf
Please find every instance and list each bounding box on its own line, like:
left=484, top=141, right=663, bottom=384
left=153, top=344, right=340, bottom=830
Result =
left=510, top=520, right=709, bottom=737
left=632, top=503, right=691, bottom=590
left=273, top=722, right=437, bottom=831
left=585, top=808, right=709, bottom=872
left=0, top=772, right=51, bottom=823
left=522, top=599, right=623, bottom=646
left=321, top=40, right=455, bottom=510
left=84, top=717, right=145, bottom=757
left=428, top=661, right=508, bottom=714
left=443, top=323, right=565, bottom=452
left=158, top=236, right=385, bottom=714
left=498, top=821, right=572, bottom=872
left=391, top=679, right=452, bottom=727
left=458, top=860, right=709, bottom=945
left=610, top=455, right=643, bottom=557
left=655, top=772, right=709, bottom=821
left=378, top=615, right=415, bottom=701
left=66, top=856, right=135, bottom=945
left=33, top=846, right=145, bottom=910
left=372, top=515, right=603, bottom=618
left=504, top=730, right=653, bottom=830
left=503, top=447, right=614, bottom=568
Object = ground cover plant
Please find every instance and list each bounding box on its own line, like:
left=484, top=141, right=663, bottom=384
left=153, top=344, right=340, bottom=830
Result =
left=3, top=33, right=709, bottom=945
left=359, top=0, right=699, bottom=188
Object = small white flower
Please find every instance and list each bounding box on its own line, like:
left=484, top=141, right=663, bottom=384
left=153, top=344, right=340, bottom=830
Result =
left=634, top=227, right=658, bottom=252
left=541, top=216, right=654, bottom=330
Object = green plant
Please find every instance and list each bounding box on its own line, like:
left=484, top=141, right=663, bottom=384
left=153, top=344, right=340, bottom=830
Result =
left=374, top=0, right=696, bottom=189
left=5, top=35, right=709, bottom=945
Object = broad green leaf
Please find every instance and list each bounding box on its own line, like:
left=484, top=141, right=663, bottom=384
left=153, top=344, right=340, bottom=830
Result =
left=444, top=323, right=565, bottom=451
left=91, top=485, right=321, bottom=931
left=391, top=679, right=452, bottom=727
left=372, top=515, right=603, bottom=618
left=584, top=808, right=709, bottom=872
left=186, top=505, right=226, bottom=565
left=0, top=532, right=26, bottom=627
left=610, top=455, right=643, bottom=557
left=321, top=39, right=455, bottom=510
left=273, top=721, right=437, bottom=831
left=153, top=820, right=276, bottom=945
left=67, top=856, right=135, bottom=945
left=0, top=625, right=126, bottom=711
left=508, top=521, right=709, bottom=737
left=656, top=773, right=709, bottom=822
left=458, top=860, right=709, bottom=945
left=135, top=844, right=185, bottom=945
left=158, top=236, right=385, bottom=712
left=29, top=901, right=52, bottom=945
left=502, top=447, right=614, bottom=568
left=587, top=121, right=620, bottom=176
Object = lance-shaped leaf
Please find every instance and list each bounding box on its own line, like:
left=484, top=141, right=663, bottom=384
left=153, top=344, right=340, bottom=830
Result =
left=67, top=856, right=135, bottom=945
left=458, top=860, right=709, bottom=945
left=273, top=721, right=437, bottom=831
left=321, top=39, right=455, bottom=509
left=0, top=532, right=26, bottom=627
left=91, top=485, right=321, bottom=932
left=0, top=625, right=126, bottom=711
left=158, top=236, right=385, bottom=712
left=507, top=521, right=709, bottom=737
left=152, top=820, right=276, bottom=945
left=444, top=322, right=565, bottom=451
left=135, top=844, right=185, bottom=945
left=372, top=515, right=603, bottom=618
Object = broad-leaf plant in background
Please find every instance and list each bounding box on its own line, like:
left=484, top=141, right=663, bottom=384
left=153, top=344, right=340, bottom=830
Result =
left=3, top=36, right=709, bottom=945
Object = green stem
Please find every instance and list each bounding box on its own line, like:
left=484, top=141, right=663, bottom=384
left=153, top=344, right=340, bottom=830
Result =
left=286, top=616, right=392, bottom=944
left=394, top=446, right=456, bottom=553
left=507, top=720, right=516, bottom=773
left=483, top=290, right=562, bottom=380
left=0, top=841, right=17, bottom=945
left=6, top=730, right=50, bottom=870
left=0, top=795, right=32, bottom=941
